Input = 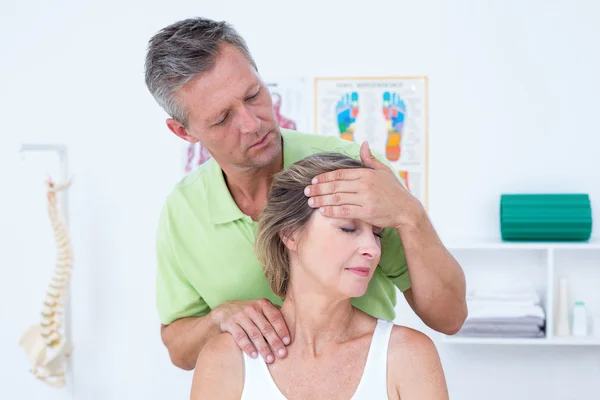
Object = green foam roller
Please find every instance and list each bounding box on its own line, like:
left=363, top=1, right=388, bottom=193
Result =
left=500, top=194, right=592, bottom=241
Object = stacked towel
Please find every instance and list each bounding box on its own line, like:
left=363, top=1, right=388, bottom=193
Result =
left=456, top=281, right=546, bottom=338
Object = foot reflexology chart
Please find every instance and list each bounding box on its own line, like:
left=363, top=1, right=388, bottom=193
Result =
left=314, top=76, right=429, bottom=209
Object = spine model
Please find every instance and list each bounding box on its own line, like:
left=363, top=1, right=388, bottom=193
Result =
left=19, top=177, right=74, bottom=388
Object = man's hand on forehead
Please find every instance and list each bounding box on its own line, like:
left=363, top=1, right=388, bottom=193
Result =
left=303, top=142, right=422, bottom=230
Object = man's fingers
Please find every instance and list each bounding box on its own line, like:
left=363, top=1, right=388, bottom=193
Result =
left=310, top=168, right=364, bottom=185
left=238, top=318, right=275, bottom=363
left=251, top=310, right=287, bottom=359
left=227, top=324, right=258, bottom=359
left=360, top=141, right=392, bottom=171
left=304, top=179, right=362, bottom=197
left=307, top=193, right=363, bottom=209
left=261, top=301, right=291, bottom=347
left=318, top=204, right=363, bottom=219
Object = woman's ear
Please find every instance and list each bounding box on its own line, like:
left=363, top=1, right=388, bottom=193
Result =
left=279, top=230, right=299, bottom=251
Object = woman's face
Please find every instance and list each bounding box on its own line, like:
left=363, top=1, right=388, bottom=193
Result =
left=286, top=211, right=383, bottom=299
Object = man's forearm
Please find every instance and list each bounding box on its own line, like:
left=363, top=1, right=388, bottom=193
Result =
left=397, top=209, right=467, bottom=334
left=161, top=314, right=221, bottom=370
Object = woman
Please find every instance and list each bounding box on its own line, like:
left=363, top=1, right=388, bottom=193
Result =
left=190, top=152, right=449, bottom=399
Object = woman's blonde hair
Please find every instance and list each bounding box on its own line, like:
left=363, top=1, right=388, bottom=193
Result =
left=255, top=152, right=368, bottom=298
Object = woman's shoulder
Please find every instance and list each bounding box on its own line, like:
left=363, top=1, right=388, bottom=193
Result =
left=190, top=333, right=244, bottom=400
left=387, top=323, right=439, bottom=367
left=197, top=332, right=244, bottom=372
left=204, top=332, right=243, bottom=355
left=388, top=324, right=436, bottom=352
left=386, top=324, right=449, bottom=399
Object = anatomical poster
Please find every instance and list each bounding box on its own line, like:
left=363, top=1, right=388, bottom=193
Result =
left=183, top=78, right=310, bottom=173
left=266, top=78, right=310, bottom=132
left=313, top=76, right=429, bottom=209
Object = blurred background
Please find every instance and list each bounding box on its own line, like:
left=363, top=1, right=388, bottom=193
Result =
left=1, top=0, right=599, bottom=399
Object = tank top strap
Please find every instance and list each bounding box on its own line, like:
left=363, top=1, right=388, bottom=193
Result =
left=351, top=318, right=395, bottom=399
left=241, top=352, right=288, bottom=399
left=365, top=318, right=395, bottom=367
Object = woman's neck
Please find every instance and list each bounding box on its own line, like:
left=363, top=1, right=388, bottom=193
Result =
left=280, top=289, right=357, bottom=357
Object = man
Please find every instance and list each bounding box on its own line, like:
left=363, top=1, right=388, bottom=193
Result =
left=144, top=17, right=467, bottom=371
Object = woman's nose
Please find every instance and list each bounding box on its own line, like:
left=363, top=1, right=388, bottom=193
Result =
left=359, top=233, right=382, bottom=259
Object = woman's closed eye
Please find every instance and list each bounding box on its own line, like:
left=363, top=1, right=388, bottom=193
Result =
left=341, top=227, right=383, bottom=239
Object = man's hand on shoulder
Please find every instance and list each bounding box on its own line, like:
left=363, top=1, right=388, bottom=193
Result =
left=388, top=325, right=449, bottom=400
left=190, top=333, right=244, bottom=400
left=211, top=298, right=291, bottom=364
left=159, top=298, right=291, bottom=371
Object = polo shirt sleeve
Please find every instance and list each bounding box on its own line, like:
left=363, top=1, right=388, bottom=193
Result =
left=155, top=202, right=210, bottom=325
left=373, top=151, right=412, bottom=292
left=378, top=227, right=411, bottom=292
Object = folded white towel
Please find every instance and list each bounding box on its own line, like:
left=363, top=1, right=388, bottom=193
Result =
left=466, top=300, right=546, bottom=320
left=465, top=298, right=538, bottom=307
left=455, top=330, right=545, bottom=339
left=459, top=323, right=543, bottom=335
left=467, top=280, right=541, bottom=304
left=462, top=316, right=545, bottom=327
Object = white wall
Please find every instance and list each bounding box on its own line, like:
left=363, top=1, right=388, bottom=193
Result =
left=1, top=0, right=599, bottom=399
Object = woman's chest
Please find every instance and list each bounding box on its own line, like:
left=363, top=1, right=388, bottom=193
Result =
left=268, top=348, right=371, bottom=400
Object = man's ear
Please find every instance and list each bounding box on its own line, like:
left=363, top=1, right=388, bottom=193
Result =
left=166, top=118, right=199, bottom=143
left=279, top=230, right=299, bottom=252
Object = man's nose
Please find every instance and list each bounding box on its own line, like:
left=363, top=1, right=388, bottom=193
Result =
left=238, top=105, right=260, bottom=135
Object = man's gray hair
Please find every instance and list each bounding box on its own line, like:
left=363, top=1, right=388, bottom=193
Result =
left=144, top=17, right=257, bottom=128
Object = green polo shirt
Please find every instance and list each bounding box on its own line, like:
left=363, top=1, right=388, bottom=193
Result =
left=155, top=129, right=411, bottom=325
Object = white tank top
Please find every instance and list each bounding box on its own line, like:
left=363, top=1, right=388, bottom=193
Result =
left=241, top=318, right=394, bottom=399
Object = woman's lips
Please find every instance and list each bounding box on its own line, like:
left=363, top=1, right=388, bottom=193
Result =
left=345, top=267, right=370, bottom=277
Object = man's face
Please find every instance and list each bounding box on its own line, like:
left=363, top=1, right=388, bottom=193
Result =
left=167, top=43, right=281, bottom=170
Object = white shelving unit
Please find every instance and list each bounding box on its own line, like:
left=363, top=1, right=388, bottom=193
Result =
left=441, top=237, right=600, bottom=346
left=443, top=336, right=600, bottom=346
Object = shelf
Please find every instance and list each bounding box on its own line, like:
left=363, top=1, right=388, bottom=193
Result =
left=444, top=237, right=600, bottom=250
left=548, top=337, right=600, bottom=346
left=443, top=236, right=600, bottom=348
left=443, top=336, right=600, bottom=346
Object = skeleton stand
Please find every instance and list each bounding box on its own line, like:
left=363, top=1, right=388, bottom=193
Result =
left=18, top=144, right=74, bottom=396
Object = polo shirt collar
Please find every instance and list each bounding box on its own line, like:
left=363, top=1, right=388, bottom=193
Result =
left=207, top=159, right=246, bottom=225
left=207, top=130, right=298, bottom=225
